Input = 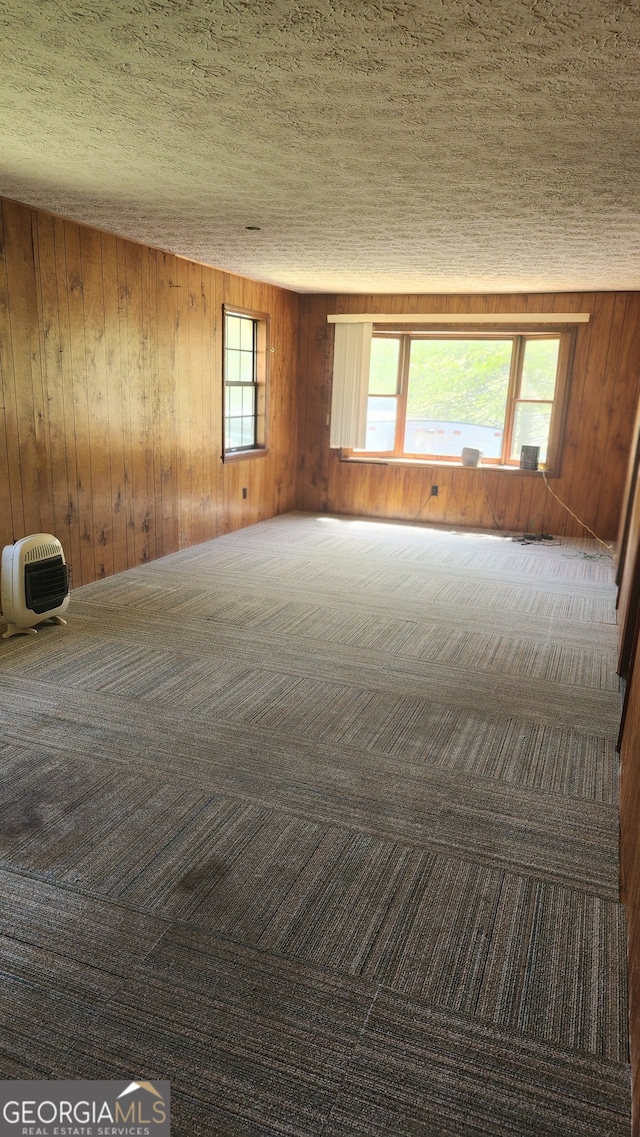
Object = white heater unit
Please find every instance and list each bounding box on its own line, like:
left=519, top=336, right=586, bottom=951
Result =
left=1, top=533, right=70, bottom=640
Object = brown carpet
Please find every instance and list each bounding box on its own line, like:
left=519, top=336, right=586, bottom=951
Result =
left=0, top=512, right=630, bottom=1134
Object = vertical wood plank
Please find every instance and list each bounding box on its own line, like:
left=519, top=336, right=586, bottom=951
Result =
left=30, top=211, right=55, bottom=538
left=125, top=240, right=151, bottom=565
left=0, top=201, right=26, bottom=546
left=79, top=224, right=113, bottom=578
left=175, top=255, right=192, bottom=549
left=2, top=201, right=46, bottom=541
left=33, top=211, right=70, bottom=556
left=156, top=250, right=179, bottom=557
left=188, top=260, right=205, bottom=547
left=140, top=243, right=158, bottom=564
left=200, top=265, right=215, bottom=541
left=210, top=261, right=224, bottom=536
left=50, top=215, right=82, bottom=583
left=64, top=219, right=96, bottom=584
left=146, top=247, right=161, bottom=563
left=101, top=232, right=128, bottom=576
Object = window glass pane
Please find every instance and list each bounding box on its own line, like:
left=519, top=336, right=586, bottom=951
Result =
left=369, top=338, right=400, bottom=395
left=240, top=351, right=254, bottom=382
left=225, top=350, right=241, bottom=383
left=242, top=386, right=256, bottom=416
left=511, top=401, right=553, bottom=463
left=226, top=418, right=243, bottom=448
left=226, top=316, right=241, bottom=350
left=240, top=318, right=254, bottom=351
left=406, top=339, right=511, bottom=459
left=521, top=339, right=559, bottom=399
left=227, top=387, right=243, bottom=416
left=364, top=395, right=397, bottom=451
left=241, top=416, right=256, bottom=447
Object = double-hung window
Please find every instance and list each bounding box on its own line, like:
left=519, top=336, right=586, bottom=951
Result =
left=354, top=328, right=574, bottom=471
left=223, top=306, right=269, bottom=459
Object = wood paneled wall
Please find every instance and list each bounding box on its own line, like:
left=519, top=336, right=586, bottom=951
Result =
left=297, top=292, right=640, bottom=539
left=620, top=628, right=640, bottom=1135
left=619, top=397, right=640, bottom=1135
left=0, top=198, right=299, bottom=587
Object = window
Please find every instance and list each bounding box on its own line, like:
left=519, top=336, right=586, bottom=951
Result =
left=223, top=306, right=269, bottom=458
left=351, top=328, right=574, bottom=471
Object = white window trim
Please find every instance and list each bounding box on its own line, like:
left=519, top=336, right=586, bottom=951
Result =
left=327, top=312, right=590, bottom=325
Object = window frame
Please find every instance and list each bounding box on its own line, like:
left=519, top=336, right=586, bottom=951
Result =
left=343, top=324, right=576, bottom=474
left=222, top=304, right=270, bottom=462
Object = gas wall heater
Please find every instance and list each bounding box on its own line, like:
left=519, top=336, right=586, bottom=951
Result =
left=1, top=534, right=70, bottom=640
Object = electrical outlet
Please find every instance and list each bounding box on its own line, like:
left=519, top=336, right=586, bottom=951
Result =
left=431, top=485, right=439, bottom=497
left=242, top=487, right=247, bottom=499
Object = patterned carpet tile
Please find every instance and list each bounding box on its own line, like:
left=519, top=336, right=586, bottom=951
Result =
left=4, top=600, right=619, bottom=697
left=147, top=514, right=613, bottom=583
left=327, top=987, right=630, bottom=1137
left=72, top=581, right=616, bottom=645
left=0, top=769, right=235, bottom=885
left=0, top=705, right=619, bottom=896
left=0, top=931, right=125, bottom=1012
left=197, top=850, right=624, bottom=1061
left=0, top=932, right=314, bottom=1135
left=473, top=876, right=627, bottom=1059
left=143, top=532, right=615, bottom=598
left=0, top=744, right=116, bottom=837
left=64, top=570, right=618, bottom=671
left=0, top=620, right=621, bottom=742
left=0, top=664, right=620, bottom=812
left=345, top=705, right=618, bottom=802
left=0, top=514, right=628, bottom=1134
left=1, top=922, right=376, bottom=1137
left=392, top=629, right=618, bottom=690
left=0, top=766, right=625, bottom=1059
left=0, top=910, right=627, bottom=1137
left=0, top=868, right=169, bottom=974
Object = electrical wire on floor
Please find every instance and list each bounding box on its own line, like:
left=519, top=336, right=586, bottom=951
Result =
left=488, top=468, right=613, bottom=558
left=539, top=469, right=614, bottom=560
left=563, top=548, right=613, bottom=561
left=543, top=466, right=613, bottom=559
left=415, top=464, right=613, bottom=560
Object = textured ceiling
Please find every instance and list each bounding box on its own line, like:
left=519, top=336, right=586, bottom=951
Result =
left=1, top=1, right=640, bottom=294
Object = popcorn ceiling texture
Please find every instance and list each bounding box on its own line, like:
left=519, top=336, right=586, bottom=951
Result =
left=1, top=0, right=640, bottom=293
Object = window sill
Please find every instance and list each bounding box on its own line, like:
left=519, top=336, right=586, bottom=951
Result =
left=223, top=448, right=269, bottom=463
left=340, top=453, right=555, bottom=476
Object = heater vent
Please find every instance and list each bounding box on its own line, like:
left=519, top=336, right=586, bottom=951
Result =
left=24, top=541, right=62, bottom=563
left=24, top=556, right=69, bottom=614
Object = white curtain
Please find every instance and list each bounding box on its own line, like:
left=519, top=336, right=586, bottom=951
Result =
left=329, top=322, right=373, bottom=449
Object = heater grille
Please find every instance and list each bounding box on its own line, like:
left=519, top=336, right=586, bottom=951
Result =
left=24, top=556, right=69, bottom=614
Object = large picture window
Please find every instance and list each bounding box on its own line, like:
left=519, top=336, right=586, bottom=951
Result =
left=223, top=306, right=269, bottom=459
left=352, top=329, right=574, bottom=470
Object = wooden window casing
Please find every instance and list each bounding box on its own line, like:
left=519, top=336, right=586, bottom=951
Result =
left=223, top=305, right=269, bottom=461
left=345, top=326, right=575, bottom=474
